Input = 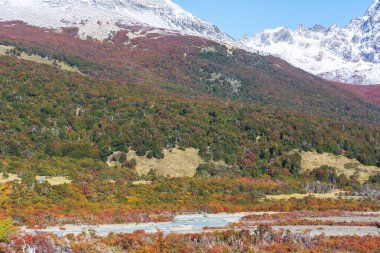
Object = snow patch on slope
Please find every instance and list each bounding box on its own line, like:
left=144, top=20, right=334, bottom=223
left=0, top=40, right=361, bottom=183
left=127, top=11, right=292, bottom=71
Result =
left=0, top=0, right=232, bottom=42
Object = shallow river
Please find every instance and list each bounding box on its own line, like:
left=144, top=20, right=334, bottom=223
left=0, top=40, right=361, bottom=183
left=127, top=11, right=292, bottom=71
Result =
left=24, top=213, right=252, bottom=236
left=23, top=212, right=380, bottom=237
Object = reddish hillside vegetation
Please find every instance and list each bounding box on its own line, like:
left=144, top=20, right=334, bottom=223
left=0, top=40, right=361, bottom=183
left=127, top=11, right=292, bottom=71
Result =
left=335, top=83, right=380, bottom=106
left=0, top=21, right=379, bottom=122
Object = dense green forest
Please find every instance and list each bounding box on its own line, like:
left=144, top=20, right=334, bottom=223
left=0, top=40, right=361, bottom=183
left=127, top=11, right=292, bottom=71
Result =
left=0, top=55, right=379, bottom=171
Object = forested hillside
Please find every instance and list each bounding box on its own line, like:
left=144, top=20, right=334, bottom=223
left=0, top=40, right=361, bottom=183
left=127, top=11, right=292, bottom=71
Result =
left=1, top=55, right=379, bottom=170
left=0, top=22, right=379, bottom=229
left=0, top=2, right=379, bottom=251
left=1, top=22, right=379, bottom=122
left=0, top=54, right=379, bottom=226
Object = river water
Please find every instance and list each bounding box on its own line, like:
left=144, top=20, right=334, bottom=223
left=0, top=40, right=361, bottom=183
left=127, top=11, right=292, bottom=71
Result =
left=24, top=213, right=254, bottom=236
left=23, top=212, right=380, bottom=237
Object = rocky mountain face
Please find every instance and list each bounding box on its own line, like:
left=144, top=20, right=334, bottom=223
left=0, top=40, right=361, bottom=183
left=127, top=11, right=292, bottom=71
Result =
left=0, top=0, right=232, bottom=42
left=241, top=0, right=380, bottom=85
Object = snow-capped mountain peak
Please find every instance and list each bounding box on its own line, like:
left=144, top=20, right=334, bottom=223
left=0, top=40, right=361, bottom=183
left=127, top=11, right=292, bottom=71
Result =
left=367, top=0, right=380, bottom=16
left=241, top=0, right=380, bottom=85
left=1, top=0, right=379, bottom=85
left=0, top=0, right=232, bottom=42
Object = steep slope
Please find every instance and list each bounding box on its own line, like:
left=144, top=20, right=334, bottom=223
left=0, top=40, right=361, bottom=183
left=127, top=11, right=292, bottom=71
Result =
left=0, top=0, right=232, bottom=42
left=1, top=21, right=379, bottom=123
left=3, top=0, right=379, bottom=87
left=241, top=0, right=380, bottom=85
left=0, top=54, right=379, bottom=169
left=336, top=83, right=380, bottom=105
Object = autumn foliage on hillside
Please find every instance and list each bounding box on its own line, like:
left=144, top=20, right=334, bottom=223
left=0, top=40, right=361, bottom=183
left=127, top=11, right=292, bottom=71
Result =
left=0, top=50, right=379, bottom=227
left=0, top=54, right=379, bottom=167
left=0, top=21, right=379, bottom=246
left=334, top=82, right=380, bottom=105
left=0, top=21, right=379, bottom=123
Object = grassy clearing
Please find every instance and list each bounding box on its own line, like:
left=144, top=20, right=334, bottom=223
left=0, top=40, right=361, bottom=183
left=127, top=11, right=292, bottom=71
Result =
left=35, top=176, right=72, bottom=185
left=0, top=45, right=12, bottom=55
left=132, top=180, right=153, bottom=185
left=0, top=173, right=20, bottom=184
left=0, top=173, right=71, bottom=185
left=265, top=190, right=345, bottom=200
left=128, top=148, right=203, bottom=177
left=0, top=45, right=81, bottom=74
left=300, top=151, right=379, bottom=183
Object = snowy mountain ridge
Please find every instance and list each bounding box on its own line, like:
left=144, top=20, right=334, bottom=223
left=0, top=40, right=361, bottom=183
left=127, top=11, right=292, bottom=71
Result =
left=1, top=0, right=379, bottom=85
left=0, top=0, right=232, bottom=42
left=241, top=0, right=380, bottom=85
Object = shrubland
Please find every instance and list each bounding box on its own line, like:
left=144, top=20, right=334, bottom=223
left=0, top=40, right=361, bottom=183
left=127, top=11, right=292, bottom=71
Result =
left=1, top=228, right=379, bottom=253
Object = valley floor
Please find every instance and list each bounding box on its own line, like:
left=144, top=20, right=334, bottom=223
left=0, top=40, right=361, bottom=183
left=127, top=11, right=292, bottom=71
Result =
left=22, top=212, right=380, bottom=236
left=4, top=212, right=380, bottom=253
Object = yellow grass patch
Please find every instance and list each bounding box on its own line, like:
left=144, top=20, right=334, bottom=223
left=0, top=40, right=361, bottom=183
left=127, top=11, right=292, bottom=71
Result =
left=266, top=190, right=344, bottom=200
left=0, top=45, right=82, bottom=74
left=132, top=180, right=153, bottom=185
left=129, top=148, right=203, bottom=177
left=36, top=176, right=72, bottom=185
left=0, top=173, right=21, bottom=184
left=0, top=173, right=71, bottom=185
left=300, top=151, right=380, bottom=183
left=0, top=45, right=13, bottom=55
